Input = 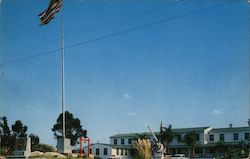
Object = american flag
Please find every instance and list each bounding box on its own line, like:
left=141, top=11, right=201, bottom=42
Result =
left=39, top=0, right=62, bottom=25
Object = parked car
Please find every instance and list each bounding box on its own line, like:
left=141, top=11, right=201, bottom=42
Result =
left=172, top=154, right=190, bottom=159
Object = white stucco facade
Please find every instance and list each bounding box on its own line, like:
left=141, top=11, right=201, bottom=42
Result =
left=83, top=143, right=134, bottom=159
left=84, top=126, right=250, bottom=159
left=83, top=143, right=113, bottom=159
left=207, top=127, right=250, bottom=144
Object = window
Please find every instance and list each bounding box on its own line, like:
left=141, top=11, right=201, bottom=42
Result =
left=121, top=139, right=125, bottom=145
left=104, top=148, right=108, bottom=155
left=196, top=134, right=200, bottom=141
left=233, top=133, right=238, bottom=140
left=116, top=149, right=119, bottom=155
left=125, top=149, right=128, bottom=155
left=121, top=149, right=124, bottom=155
left=128, top=138, right=132, bottom=144
left=114, top=139, right=117, bottom=145
left=209, top=134, right=214, bottom=141
left=245, top=133, right=249, bottom=140
left=219, top=134, right=224, bottom=141
left=177, top=134, right=182, bottom=142
left=96, top=148, right=99, bottom=155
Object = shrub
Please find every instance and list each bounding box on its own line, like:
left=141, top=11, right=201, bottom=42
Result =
left=0, top=146, right=11, bottom=156
left=133, top=139, right=152, bottom=159
left=32, top=143, right=55, bottom=152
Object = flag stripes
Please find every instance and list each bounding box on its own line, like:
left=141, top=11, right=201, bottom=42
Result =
left=39, top=0, right=62, bottom=25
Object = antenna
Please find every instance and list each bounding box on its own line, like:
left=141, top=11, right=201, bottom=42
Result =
left=148, top=126, right=159, bottom=142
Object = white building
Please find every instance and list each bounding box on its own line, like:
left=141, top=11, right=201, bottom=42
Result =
left=83, top=143, right=134, bottom=159
left=207, top=127, right=250, bottom=144
left=84, top=125, right=250, bottom=159
left=83, top=143, right=113, bottom=159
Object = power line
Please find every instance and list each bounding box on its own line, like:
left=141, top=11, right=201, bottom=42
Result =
left=0, top=1, right=229, bottom=66
left=5, top=0, right=182, bottom=55
left=1, top=48, right=61, bottom=66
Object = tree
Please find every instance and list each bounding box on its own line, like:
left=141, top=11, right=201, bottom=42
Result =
left=225, top=145, right=242, bottom=159
left=160, top=124, right=174, bottom=154
left=237, top=140, right=248, bottom=158
left=0, top=116, right=15, bottom=151
left=52, top=111, right=87, bottom=146
left=215, top=141, right=226, bottom=157
left=29, top=134, right=40, bottom=151
left=12, top=120, right=28, bottom=137
left=1, top=117, right=10, bottom=136
left=0, top=117, right=2, bottom=135
left=184, top=132, right=197, bottom=156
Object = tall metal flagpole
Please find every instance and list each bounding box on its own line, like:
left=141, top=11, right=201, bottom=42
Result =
left=61, top=1, right=66, bottom=138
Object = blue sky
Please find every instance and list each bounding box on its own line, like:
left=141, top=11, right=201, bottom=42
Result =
left=0, top=0, right=249, bottom=146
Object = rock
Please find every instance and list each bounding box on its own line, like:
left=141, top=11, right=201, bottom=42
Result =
left=43, top=152, right=66, bottom=158
left=89, top=154, right=94, bottom=158
left=68, top=153, right=78, bottom=157
left=30, top=151, right=44, bottom=157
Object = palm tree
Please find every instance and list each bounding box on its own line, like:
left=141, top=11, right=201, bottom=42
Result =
left=184, top=132, right=197, bottom=157
left=215, top=140, right=225, bottom=157
left=160, top=124, right=174, bottom=154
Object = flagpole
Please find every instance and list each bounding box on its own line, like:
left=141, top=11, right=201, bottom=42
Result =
left=61, top=1, right=66, bottom=138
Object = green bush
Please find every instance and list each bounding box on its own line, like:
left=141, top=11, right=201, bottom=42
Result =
left=0, top=146, right=11, bottom=156
left=225, top=147, right=241, bottom=159
left=32, top=143, right=55, bottom=152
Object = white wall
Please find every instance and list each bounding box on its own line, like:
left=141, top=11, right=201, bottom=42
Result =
left=84, top=143, right=134, bottom=159
left=207, top=131, right=249, bottom=144
left=110, top=137, right=133, bottom=145
left=112, top=132, right=206, bottom=147
left=83, top=143, right=112, bottom=159
left=112, top=148, right=131, bottom=159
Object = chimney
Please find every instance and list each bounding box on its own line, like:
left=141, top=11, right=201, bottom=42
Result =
left=229, top=124, right=233, bottom=128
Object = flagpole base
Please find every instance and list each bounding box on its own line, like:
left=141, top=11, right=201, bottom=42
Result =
left=57, top=137, right=72, bottom=154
